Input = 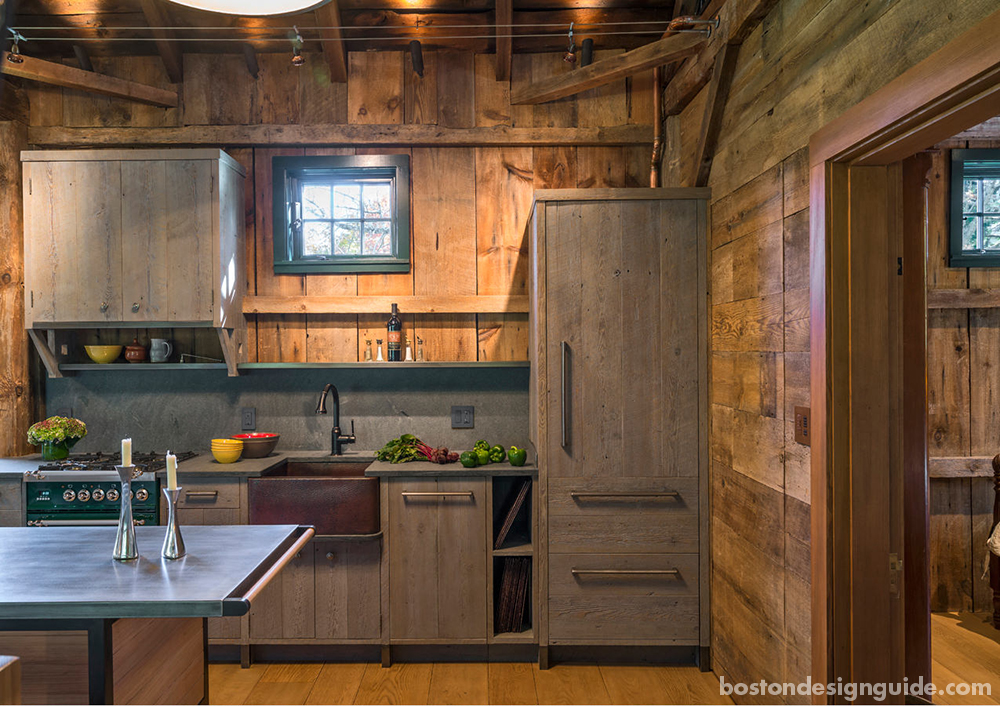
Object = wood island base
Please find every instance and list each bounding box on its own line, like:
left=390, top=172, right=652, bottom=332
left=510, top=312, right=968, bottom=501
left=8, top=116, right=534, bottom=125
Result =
left=0, top=617, right=206, bottom=705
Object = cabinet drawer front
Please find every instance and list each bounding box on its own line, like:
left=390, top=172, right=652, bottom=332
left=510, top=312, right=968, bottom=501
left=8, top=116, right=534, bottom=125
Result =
left=548, top=514, right=699, bottom=553
left=0, top=481, right=20, bottom=512
left=548, top=478, right=698, bottom=515
left=177, top=478, right=240, bottom=509
left=549, top=554, right=699, bottom=597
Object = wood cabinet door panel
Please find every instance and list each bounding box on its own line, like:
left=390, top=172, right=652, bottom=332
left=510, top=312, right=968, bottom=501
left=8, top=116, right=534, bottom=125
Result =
left=388, top=477, right=488, bottom=640
left=314, top=539, right=381, bottom=640
left=121, top=160, right=215, bottom=322
left=24, top=161, right=122, bottom=323
left=548, top=595, right=699, bottom=642
left=249, top=546, right=315, bottom=640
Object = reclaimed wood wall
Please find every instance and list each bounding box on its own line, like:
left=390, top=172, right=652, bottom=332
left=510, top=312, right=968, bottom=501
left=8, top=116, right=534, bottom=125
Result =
left=664, top=0, right=1000, bottom=701
left=24, top=50, right=653, bottom=363
left=923, top=138, right=1000, bottom=614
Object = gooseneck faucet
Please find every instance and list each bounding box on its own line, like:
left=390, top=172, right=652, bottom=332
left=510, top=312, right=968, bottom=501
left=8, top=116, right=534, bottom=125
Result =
left=316, top=383, right=356, bottom=456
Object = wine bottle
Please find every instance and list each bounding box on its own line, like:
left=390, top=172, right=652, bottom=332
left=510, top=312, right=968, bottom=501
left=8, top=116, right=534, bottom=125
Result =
left=387, top=303, right=402, bottom=361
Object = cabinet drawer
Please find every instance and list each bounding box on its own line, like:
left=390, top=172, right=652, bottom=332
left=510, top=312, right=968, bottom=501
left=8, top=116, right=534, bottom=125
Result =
left=177, top=478, right=240, bottom=509
left=548, top=553, right=699, bottom=642
left=547, top=478, right=698, bottom=553
left=0, top=481, right=20, bottom=512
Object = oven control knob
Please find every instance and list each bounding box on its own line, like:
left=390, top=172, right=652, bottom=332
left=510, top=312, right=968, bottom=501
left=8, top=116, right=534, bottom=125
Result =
left=62, top=489, right=75, bottom=502
left=92, top=489, right=105, bottom=501
left=107, top=489, right=120, bottom=502
left=77, top=489, right=90, bottom=502
left=135, top=488, right=149, bottom=501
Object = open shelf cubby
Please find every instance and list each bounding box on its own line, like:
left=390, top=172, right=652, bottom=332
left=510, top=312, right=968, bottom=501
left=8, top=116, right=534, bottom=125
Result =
left=490, top=476, right=534, bottom=640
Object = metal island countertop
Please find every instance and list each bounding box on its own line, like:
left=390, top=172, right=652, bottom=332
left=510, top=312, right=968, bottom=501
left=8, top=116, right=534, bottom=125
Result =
left=0, top=524, right=313, bottom=620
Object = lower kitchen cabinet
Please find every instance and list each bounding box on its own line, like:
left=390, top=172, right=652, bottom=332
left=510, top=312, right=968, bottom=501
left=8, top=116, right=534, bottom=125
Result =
left=0, top=480, right=21, bottom=527
left=249, top=547, right=315, bottom=640
left=314, top=540, right=381, bottom=639
left=387, top=477, right=488, bottom=641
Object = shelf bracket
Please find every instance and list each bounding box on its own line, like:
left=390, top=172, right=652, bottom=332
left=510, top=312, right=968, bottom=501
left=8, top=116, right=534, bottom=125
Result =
left=26, top=329, right=63, bottom=379
left=216, top=327, right=241, bottom=377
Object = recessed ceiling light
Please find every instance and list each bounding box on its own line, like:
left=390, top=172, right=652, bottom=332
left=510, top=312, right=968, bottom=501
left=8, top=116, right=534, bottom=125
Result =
left=166, top=0, right=329, bottom=16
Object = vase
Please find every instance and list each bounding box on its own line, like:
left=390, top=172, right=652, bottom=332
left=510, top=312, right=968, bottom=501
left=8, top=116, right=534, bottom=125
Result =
left=40, top=437, right=80, bottom=461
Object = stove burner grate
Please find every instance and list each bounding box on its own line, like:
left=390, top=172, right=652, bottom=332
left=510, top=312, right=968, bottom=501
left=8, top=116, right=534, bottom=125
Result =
left=37, top=451, right=198, bottom=472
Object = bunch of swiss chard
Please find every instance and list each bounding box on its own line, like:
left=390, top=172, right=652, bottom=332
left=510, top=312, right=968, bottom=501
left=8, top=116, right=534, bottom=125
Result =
left=376, top=434, right=459, bottom=464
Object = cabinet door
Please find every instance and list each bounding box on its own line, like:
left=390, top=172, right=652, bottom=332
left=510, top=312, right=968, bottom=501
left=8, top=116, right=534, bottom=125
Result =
left=388, top=477, right=488, bottom=640
left=121, top=160, right=215, bottom=322
left=23, top=160, right=122, bottom=324
left=249, top=546, right=315, bottom=641
left=314, top=540, right=381, bottom=640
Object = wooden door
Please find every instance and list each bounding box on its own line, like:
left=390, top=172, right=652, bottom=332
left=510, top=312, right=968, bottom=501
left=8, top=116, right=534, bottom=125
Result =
left=248, top=544, right=315, bottom=641
left=121, top=160, right=215, bottom=323
left=314, top=539, right=381, bottom=640
left=23, top=160, right=122, bottom=324
left=387, top=477, right=488, bottom=640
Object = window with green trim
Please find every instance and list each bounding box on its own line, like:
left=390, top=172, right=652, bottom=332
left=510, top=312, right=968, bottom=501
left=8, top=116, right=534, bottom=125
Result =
left=951, top=149, right=1000, bottom=267
left=272, top=154, right=410, bottom=274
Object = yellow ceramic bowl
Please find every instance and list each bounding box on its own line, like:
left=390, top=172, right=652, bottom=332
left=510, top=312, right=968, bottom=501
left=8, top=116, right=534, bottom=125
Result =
left=84, top=345, right=123, bottom=364
left=212, top=446, right=242, bottom=464
left=211, top=438, right=243, bottom=448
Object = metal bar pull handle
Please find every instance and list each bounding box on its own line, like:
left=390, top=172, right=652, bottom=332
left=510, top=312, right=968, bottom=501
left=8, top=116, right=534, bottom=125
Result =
left=570, top=491, right=680, bottom=499
left=561, top=341, right=569, bottom=448
left=184, top=490, right=219, bottom=501
left=401, top=491, right=475, bottom=498
left=571, top=568, right=680, bottom=577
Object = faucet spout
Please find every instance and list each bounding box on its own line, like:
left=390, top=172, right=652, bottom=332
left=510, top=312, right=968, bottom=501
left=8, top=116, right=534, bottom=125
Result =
left=316, top=383, right=354, bottom=455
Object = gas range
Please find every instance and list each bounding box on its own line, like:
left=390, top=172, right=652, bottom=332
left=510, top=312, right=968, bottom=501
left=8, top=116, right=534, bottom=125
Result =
left=23, top=451, right=198, bottom=527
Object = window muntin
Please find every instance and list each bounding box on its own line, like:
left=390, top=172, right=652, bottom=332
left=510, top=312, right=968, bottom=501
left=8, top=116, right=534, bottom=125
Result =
left=950, top=150, right=1000, bottom=268
left=272, top=155, right=410, bottom=274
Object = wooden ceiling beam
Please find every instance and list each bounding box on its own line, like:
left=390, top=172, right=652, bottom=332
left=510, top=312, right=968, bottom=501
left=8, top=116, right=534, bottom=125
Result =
left=315, top=0, right=348, bottom=83
left=138, top=0, right=183, bottom=83
left=511, top=31, right=706, bottom=105
left=690, top=41, right=739, bottom=186
left=495, top=0, right=512, bottom=81
left=1, top=53, right=178, bottom=107
left=662, top=0, right=777, bottom=116
left=27, top=123, right=653, bottom=147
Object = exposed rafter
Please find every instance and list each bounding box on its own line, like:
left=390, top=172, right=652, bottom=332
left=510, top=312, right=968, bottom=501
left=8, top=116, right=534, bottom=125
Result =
left=662, top=0, right=778, bottom=115
left=690, top=41, right=739, bottom=186
left=138, top=0, right=183, bottom=83
left=511, top=31, right=706, bottom=105
left=495, top=0, right=512, bottom=81
left=314, top=0, right=348, bottom=83
left=1, top=52, right=178, bottom=107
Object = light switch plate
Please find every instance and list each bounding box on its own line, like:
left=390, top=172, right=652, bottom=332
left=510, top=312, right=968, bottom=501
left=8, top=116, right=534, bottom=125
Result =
left=794, top=406, right=810, bottom=446
left=241, top=407, right=256, bottom=431
left=451, top=405, right=474, bottom=428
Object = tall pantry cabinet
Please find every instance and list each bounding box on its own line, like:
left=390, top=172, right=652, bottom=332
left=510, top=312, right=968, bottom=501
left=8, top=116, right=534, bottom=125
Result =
left=529, top=188, right=710, bottom=667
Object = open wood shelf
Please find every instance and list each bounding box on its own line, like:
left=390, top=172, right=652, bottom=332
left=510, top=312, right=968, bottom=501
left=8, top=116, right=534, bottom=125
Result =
left=493, top=535, right=533, bottom=556
left=243, top=294, right=529, bottom=315
left=490, top=628, right=536, bottom=644
left=56, top=361, right=529, bottom=373
left=60, top=363, right=228, bottom=371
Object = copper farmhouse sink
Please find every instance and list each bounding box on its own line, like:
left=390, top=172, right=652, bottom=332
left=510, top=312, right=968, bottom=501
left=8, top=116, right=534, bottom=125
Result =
left=248, top=459, right=379, bottom=536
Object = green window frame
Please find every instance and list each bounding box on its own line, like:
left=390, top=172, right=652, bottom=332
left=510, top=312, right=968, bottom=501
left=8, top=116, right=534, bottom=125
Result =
left=950, top=148, right=1000, bottom=268
left=272, top=154, right=410, bottom=274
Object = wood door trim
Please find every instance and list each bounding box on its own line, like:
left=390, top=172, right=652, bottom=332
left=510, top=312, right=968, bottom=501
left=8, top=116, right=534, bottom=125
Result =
left=809, top=5, right=1000, bottom=693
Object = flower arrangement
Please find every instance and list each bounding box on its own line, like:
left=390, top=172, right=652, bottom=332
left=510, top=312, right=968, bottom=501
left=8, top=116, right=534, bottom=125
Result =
left=27, top=416, right=87, bottom=446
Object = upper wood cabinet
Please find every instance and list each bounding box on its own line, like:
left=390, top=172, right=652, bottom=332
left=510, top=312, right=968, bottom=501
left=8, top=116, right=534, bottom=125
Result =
left=22, top=149, right=245, bottom=328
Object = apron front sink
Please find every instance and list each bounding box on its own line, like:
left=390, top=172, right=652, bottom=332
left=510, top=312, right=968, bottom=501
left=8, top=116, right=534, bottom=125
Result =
left=248, top=459, right=379, bottom=536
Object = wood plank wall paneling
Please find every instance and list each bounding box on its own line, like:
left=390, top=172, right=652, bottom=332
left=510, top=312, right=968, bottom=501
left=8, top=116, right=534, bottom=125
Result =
left=20, top=50, right=648, bottom=365
left=920, top=142, right=1000, bottom=613
left=662, top=1, right=1000, bottom=697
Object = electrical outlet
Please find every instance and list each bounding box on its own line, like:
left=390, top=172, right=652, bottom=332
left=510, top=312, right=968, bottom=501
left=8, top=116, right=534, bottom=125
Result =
left=451, top=405, right=474, bottom=429
left=794, top=406, right=810, bottom=446
left=241, top=407, right=256, bottom=431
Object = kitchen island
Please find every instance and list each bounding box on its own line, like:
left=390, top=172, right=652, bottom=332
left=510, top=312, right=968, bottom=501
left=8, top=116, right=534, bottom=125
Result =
left=0, top=524, right=313, bottom=705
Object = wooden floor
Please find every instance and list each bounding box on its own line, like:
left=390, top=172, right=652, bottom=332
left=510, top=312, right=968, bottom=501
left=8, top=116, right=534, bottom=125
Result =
left=208, top=662, right=732, bottom=705
left=932, top=612, right=1000, bottom=705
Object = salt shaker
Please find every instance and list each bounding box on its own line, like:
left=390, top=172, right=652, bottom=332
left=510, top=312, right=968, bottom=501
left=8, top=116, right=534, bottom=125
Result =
left=376, top=339, right=384, bottom=361
left=364, top=339, right=373, bottom=362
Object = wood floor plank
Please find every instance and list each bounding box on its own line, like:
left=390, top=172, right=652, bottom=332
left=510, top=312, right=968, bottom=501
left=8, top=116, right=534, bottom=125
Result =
left=656, top=667, right=733, bottom=706
left=305, top=663, right=368, bottom=705
left=428, top=662, right=488, bottom=705
left=260, top=663, right=325, bottom=683
left=532, top=665, right=611, bottom=705
left=932, top=612, right=1000, bottom=703
left=208, top=663, right=268, bottom=705
left=600, top=665, right=671, bottom=705
left=244, top=680, right=315, bottom=706
left=488, top=662, right=538, bottom=705
left=354, top=662, right=433, bottom=705
left=932, top=660, right=1000, bottom=706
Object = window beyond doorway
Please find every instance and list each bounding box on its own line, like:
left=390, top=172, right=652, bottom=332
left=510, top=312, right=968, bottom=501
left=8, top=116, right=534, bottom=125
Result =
left=272, top=154, right=410, bottom=274
left=951, top=149, right=1000, bottom=267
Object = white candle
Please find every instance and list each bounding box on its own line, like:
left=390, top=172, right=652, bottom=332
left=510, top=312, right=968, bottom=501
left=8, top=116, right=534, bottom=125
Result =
left=121, top=438, right=132, bottom=467
left=166, top=451, right=177, bottom=491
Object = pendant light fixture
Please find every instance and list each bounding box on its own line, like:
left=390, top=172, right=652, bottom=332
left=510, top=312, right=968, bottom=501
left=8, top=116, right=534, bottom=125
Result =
left=165, top=0, right=330, bottom=16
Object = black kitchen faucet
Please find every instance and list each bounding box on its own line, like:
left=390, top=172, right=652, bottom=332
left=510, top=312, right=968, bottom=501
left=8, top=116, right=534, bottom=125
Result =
left=315, top=383, right=356, bottom=456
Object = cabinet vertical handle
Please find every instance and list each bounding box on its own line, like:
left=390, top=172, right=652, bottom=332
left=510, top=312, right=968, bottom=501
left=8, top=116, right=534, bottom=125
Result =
left=561, top=341, right=568, bottom=448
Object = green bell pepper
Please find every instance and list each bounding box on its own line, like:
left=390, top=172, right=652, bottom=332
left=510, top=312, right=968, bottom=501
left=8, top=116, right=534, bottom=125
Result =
left=508, top=446, right=527, bottom=466
left=459, top=451, right=478, bottom=468
left=474, top=439, right=490, bottom=452
left=489, top=445, right=506, bottom=463
left=475, top=448, right=490, bottom=466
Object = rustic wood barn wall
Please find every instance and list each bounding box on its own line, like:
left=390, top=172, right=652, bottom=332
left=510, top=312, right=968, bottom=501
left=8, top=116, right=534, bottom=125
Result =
left=663, top=0, right=1000, bottom=700
left=922, top=129, right=1000, bottom=615
left=23, top=49, right=653, bottom=364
